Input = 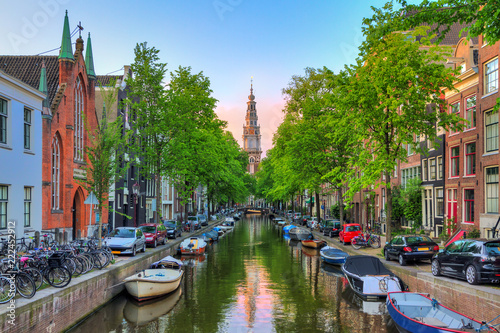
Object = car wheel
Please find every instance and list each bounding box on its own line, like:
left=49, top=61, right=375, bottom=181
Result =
left=142, top=243, right=146, bottom=252
left=153, top=239, right=157, bottom=248
left=466, top=265, right=479, bottom=285
left=398, top=254, right=407, bottom=266
left=431, top=259, right=441, bottom=276
left=384, top=250, right=390, bottom=261
left=342, top=238, right=346, bottom=246
left=132, top=246, right=136, bottom=257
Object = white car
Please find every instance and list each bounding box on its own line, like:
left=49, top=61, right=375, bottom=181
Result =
left=307, top=217, right=318, bottom=229
left=105, top=227, right=146, bottom=256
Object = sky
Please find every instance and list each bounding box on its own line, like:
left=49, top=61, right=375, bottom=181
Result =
left=1, top=0, right=394, bottom=156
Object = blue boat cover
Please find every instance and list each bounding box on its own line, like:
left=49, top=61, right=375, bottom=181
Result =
left=150, top=255, right=183, bottom=269
left=343, top=255, right=394, bottom=277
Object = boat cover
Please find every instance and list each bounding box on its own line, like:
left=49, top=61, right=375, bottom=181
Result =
left=321, top=247, right=348, bottom=257
left=343, top=255, right=394, bottom=277
left=150, top=256, right=183, bottom=269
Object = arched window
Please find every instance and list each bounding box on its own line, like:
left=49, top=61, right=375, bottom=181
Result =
left=52, top=135, right=60, bottom=210
left=249, top=157, right=255, bottom=163
left=74, top=76, right=84, bottom=161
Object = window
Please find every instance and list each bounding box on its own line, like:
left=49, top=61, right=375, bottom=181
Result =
left=450, top=102, right=460, bottom=134
left=451, top=146, right=460, bottom=177
left=401, top=166, right=421, bottom=188
left=437, top=156, right=443, bottom=179
left=24, top=108, right=31, bottom=149
left=0, top=185, right=7, bottom=229
left=117, top=193, right=121, bottom=209
left=429, top=158, right=436, bottom=180
left=486, top=167, right=499, bottom=214
left=465, top=142, right=476, bottom=176
left=484, top=58, right=498, bottom=95
left=485, top=110, right=499, bottom=152
left=436, top=188, right=444, bottom=216
left=51, top=135, right=60, bottom=210
left=422, top=159, right=428, bottom=181
left=464, top=189, right=474, bottom=223
left=74, top=77, right=84, bottom=162
left=465, top=95, right=476, bottom=129
left=24, top=187, right=31, bottom=227
left=0, top=98, right=7, bottom=144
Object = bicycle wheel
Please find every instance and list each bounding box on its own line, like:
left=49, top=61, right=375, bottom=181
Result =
left=15, top=272, right=36, bottom=298
left=0, top=276, right=15, bottom=304
left=63, top=257, right=76, bottom=275
left=351, top=238, right=362, bottom=250
left=22, top=267, right=44, bottom=290
left=46, top=266, right=71, bottom=288
left=16, top=243, right=28, bottom=253
left=370, top=236, right=381, bottom=248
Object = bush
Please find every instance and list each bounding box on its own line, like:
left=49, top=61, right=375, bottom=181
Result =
left=419, top=229, right=426, bottom=235
left=466, top=228, right=481, bottom=239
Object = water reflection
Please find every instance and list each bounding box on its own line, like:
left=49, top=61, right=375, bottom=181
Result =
left=70, top=215, right=397, bottom=333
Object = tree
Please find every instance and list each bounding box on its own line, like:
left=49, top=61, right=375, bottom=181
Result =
left=340, top=26, right=463, bottom=241
left=400, top=178, right=423, bottom=231
left=79, top=81, right=127, bottom=246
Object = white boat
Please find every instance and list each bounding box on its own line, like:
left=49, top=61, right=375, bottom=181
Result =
left=218, top=221, right=234, bottom=231
left=180, top=237, right=207, bottom=255
left=124, top=268, right=184, bottom=301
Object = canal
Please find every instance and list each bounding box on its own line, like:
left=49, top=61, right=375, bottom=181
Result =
left=68, top=215, right=397, bottom=333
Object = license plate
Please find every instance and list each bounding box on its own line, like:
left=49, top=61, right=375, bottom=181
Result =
left=418, top=247, right=429, bottom=251
left=112, top=251, right=121, bottom=254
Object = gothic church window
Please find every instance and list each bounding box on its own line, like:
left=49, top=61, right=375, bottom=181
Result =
left=74, top=76, right=84, bottom=162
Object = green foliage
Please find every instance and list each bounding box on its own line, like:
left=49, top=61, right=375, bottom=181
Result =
left=466, top=228, right=481, bottom=239
left=401, top=178, right=423, bottom=228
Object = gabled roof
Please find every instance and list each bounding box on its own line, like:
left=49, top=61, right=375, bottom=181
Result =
left=0, top=55, right=59, bottom=105
left=96, top=75, right=123, bottom=87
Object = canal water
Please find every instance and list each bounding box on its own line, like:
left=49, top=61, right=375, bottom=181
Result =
left=69, top=215, right=397, bottom=333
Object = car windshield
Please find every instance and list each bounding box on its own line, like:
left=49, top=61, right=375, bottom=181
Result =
left=347, top=226, right=360, bottom=232
left=188, top=217, right=197, bottom=221
left=109, top=228, right=135, bottom=238
left=139, top=226, right=156, bottom=233
left=406, top=236, right=433, bottom=244
left=324, top=220, right=336, bottom=227
left=485, top=243, right=500, bottom=256
left=165, top=223, right=176, bottom=229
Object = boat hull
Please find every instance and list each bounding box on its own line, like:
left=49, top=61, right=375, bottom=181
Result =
left=320, top=247, right=349, bottom=265
left=180, top=238, right=207, bottom=255
left=301, top=240, right=326, bottom=248
left=124, top=269, right=184, bottom=301
left=289, top=228, right=312, bottom=241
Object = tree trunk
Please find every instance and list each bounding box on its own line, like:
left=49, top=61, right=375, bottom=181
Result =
left=155, top=171, right=161, bottom=224
left=97, top=206, right=103, bottom=248
left=315, top=192, right=321, bottom=224
left=386, top=170, right=393, bottom=242
left=338, top=188, right=344, bottom=225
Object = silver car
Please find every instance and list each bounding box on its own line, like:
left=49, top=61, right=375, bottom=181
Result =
left=104, top=227, right=146, bottom=256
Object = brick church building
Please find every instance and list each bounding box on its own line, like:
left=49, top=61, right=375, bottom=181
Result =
left=0, top=11, right=100, bottom=239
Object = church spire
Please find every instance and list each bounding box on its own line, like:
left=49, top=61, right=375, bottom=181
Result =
left=58, top=10, right=74, bottom=61
left=85, top=32, right=96, bottom=80
left=38, top=61, right=50, bottom=115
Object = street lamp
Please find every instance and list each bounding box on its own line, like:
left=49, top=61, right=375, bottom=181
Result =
left=132, top=182, right=139, bottom=227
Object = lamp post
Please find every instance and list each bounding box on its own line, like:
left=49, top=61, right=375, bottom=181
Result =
left=132, top=182, right=139, bottom=227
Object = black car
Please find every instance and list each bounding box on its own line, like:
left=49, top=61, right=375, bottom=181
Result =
left=301, top=215, right=311, bottom=226
left=164, top=220, right=182, bottom=239
left=321, top=219, right=341, bottom=237
left=431, top=239, right=500, bottom=285
left=198, top=215, right=208, bottom=226
left=384, top=235, right=439, bottom=266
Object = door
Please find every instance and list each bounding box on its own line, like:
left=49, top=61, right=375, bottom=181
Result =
left=440, top=240, right=465, bottom=276
left=447, top=189, right=458, bottom=234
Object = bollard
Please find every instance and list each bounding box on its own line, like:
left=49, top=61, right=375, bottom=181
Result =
left=34, top=231, right=40, bottom=247
left=59, top=232, right=63, bottom=245
left=63, top=231, right=68, bottom=244
left=55, top=228, right=60, bottom=244
left=77, top=229, right=82, bottom=240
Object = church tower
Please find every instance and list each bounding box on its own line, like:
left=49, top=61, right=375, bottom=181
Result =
left=242, top=79, right=262, bottom=174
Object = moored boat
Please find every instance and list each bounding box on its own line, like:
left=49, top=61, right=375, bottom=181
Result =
left=386, top=292, right=498, bottom=333
left=124, top=262, right=184, bottom=301
left=202, top=229, right=219, bottom=242
left=320, top=246, right=349, bottom=265
left=180, top=237, right=207, bottom=255
left=283, top=224, right=297, bottom=234
left=301, top=239, right=326, bottom=249
left=342, top=255, right=405, bottom=300
left=289, top=227, right=312, bottom=241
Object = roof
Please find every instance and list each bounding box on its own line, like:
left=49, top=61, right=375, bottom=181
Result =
left=0, top=55, right=59, bottom=105
left=96, top=75, right=122, bottom=87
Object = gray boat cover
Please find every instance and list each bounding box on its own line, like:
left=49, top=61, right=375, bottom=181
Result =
left=343, top=255, right=394, bottom=277
left=150, top=256, right=183, bottom=269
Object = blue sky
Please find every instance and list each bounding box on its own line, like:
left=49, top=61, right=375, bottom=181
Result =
left=1, top=0, right=395, bottom=155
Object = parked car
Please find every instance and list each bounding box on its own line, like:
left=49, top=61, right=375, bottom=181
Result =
left=338, top=223, right=362, bottom=245
left=307, top=217, right=318, bottom=229
left=286, top=210, right=293, bottom=219
left=431, top=239, right=500, bottom=285
left=293, top=212, right=302, bottom=223
left=301, top=215, right=311, bottom=226
left=138, top=223, right=167, bottom=248
left=198, top=215, right=208, bottom=226
left=384, top=235, right=439, bottom=266
left=164, top=220, right=182, bottom=239
left=187, top=216, right=200, bottom=230
left=105, top=227, right=146, bottom=256
left=321, top=219, right=341, bottom=237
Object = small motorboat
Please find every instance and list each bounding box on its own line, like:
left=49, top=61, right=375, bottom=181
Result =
left=124, top=256, right=184, bottom=301
left=386, top=292, right=498, bottom=333
left=341, top=255, right=405, bottom=300
left=283, top=224, right=297, bottom=234
left=289, top=227, right=313, bottom=241
left=202, top=229, right=219, bottom=242
left=274, top=217, right=285, bottom=224
left=213, top=226, right=224, bottom=236
left=301, top=239, right=326, bottom=249
left=225, top=217, right=235, bottom=225
left=218, top=221, right=234, bottom=231
left=320, top=246, right=349, bottom=265
left=180, top=237, right=207, bottom=255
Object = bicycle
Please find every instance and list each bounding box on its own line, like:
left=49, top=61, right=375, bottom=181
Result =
left=351, top=232, right=381, bottom=250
